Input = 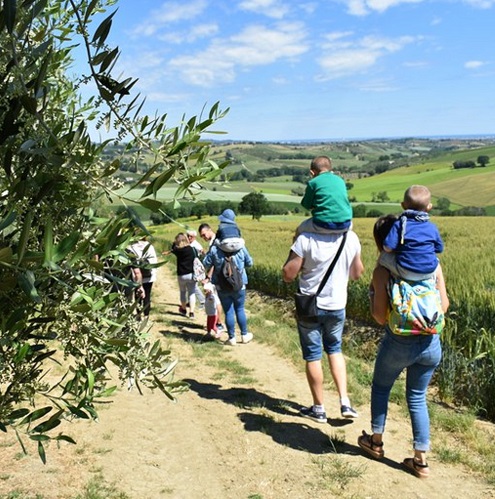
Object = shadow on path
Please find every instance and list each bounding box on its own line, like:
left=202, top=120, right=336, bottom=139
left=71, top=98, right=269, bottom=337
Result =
left=184, top=378, right=399, bottom=459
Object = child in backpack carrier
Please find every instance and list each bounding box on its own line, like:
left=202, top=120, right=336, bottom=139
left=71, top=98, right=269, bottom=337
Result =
left=203, top=282, right=222, bottom=339
left=379, top=185, right=443, bottom=281
left=215, top=209, right=245, bottom=253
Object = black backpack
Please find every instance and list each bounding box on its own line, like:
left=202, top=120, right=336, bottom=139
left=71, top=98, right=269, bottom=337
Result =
left=219, top=254, right=243, bottom=292
left=136, top=255, right=152, bottom=279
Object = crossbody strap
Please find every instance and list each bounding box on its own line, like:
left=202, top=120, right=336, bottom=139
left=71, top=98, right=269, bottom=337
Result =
left=315, top=231, right=348, bottom=297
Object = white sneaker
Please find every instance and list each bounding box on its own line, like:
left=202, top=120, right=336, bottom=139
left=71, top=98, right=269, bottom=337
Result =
left=241, top=332, right=253, bottom=344
left=224, top=337, right=237, bottom=346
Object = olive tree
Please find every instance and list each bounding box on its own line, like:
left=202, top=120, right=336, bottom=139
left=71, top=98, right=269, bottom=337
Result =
left=0, top=0, right=228, bottom=461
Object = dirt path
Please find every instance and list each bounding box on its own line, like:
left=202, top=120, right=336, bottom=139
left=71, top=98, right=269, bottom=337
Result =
left=1, top=267, right=494, bottom=498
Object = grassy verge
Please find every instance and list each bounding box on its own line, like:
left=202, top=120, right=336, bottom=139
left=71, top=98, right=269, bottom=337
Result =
left=244, top=290, right=495, bottom=485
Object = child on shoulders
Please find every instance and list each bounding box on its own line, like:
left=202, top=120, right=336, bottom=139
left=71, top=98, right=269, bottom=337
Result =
left=215, top=209, right=245, bottom=253
left=296, top=156, right=352, bottom=237
left=380, top=185, right=444, bottom=281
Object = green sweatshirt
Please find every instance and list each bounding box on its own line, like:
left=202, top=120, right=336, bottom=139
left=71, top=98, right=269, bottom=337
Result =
left=301, top=171, right=352, bottom=224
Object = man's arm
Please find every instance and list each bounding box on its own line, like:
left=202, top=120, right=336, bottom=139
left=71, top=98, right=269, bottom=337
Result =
left=282, top=250, right=303, bottom=283
left=132, top=268, right=146, bottom=298
left=349, top=252, right=365, bottom=281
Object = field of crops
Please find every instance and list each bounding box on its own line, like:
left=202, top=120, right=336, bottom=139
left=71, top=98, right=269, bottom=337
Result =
left=152, top=215, right=495, bottom=420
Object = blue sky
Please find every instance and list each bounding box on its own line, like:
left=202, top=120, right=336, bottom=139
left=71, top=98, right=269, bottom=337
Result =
left=94, top=0, right=495, bottom=141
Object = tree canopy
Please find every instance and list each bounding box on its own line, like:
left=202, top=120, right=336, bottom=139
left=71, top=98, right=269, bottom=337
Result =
left=0, top=0, right=228, bottom=461
left=238, top=192, right=270, bottom=220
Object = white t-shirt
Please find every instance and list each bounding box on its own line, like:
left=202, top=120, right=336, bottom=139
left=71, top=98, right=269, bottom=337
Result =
left=291, top=231, right=361, bottom=310
left=204, top=291, right=220, bottom=316
left=129, top=240, right=158, bottom=284
left=190, top=239, right=204, bottom=254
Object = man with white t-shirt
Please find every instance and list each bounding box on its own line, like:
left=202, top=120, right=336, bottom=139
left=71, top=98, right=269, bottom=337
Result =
left=282, top=230, right=364, bottom=423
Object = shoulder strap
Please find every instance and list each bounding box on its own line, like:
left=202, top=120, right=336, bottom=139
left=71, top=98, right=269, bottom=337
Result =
left=315, top=232, right=348, bottom=297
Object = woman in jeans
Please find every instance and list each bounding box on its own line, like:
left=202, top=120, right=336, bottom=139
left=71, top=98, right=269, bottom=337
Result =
left=202, top=244, right=253, bottom=346
left=358, top=215, right=449, bottom=478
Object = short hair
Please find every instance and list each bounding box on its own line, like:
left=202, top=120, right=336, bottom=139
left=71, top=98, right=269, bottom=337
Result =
left=198, top=223, right=211, bottom=233
left=174, top=233, right=189, bottom=248
left=373, top=214, right=399, bottom=252
left=186, top=229, right=197, bottom=237
left=310, top=156, right=332, bottom=173
left=403, top=185, right=431, bottom=211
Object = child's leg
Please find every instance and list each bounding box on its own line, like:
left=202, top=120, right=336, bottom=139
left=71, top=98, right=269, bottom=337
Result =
left=295, top=218, right=316, bottom=240
left=379, top=252, right=436, bottom=281
left=378, top=252, right=401, bottom=275
left=206, top=315, right=218, bottom=335
left=216, top=237, right=245, bottom=252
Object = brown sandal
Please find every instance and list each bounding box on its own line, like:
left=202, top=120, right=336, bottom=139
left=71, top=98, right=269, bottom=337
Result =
left=402, top=458, right=430, bottom=478
left=357, top=431, right=384, bottom=459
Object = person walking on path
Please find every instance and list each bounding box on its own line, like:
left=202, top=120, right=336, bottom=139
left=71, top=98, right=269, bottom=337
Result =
left=203, top=282, right=222, bottom=339
left=198, top=223, right=216, bottom=249
left=129, top=237, right=158, bottom=319
left=202, top=243, right=254, bottom=346
left=358, top=215, right=449, bottom=479
left=187, top=229, right=205, bottom=255
left=198, top=222, right=225, bottom=330
left=163, top=233, right=197, bottom=319
left=186, top=229, right=206, bottom=308
left=282, top=229, right=364, bottom=422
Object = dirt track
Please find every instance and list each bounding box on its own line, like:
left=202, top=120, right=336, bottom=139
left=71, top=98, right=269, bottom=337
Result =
left=1, top=267, right=494, bottom=498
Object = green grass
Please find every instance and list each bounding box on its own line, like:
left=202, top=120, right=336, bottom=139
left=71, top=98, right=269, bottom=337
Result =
left=73, top=475, right=130, bottom=499
left=312, top=455, right=366, bottom=491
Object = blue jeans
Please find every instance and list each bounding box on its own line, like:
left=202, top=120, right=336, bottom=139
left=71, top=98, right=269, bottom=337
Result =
left=217, top=288, right=248, bottom=339
left=371, top=329, right=442, bottom=451
left=297, top=308, right=345, bottom=361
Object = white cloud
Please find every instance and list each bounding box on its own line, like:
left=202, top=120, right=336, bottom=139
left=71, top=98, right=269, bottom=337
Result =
left=317, top=33, right=416, bottom=79
left=403, top=60, right=429, bottom=68
left=300, top=2, right=318, bottom=14
left=465, top=60, right=487, bottom=69
left=158, top=23, right=219, bottom=44
left=239, top=0, right=290, bottom=19
left=342, top=0, right=425, bottom=16
left=131, top=0, right=207, bottom=37
left=147, top=92, right=192, bottom=103
left=168, top=22, right=309, bottom=86
left=358, top=78, right=398, bottom=92
left=272, top=76, right=289, bottom=84
left=463, top=0, right=495, bottom=7
left=343, top=0, right=495, bottom=15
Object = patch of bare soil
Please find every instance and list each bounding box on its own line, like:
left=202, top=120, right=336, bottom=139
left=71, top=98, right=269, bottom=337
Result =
left=1, top=267, right=495, bottom=498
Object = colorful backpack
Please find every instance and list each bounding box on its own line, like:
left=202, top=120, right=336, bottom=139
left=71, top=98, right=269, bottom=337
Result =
left=387, top=276, right=445, bottom=335
left=192, top=248, right=206, bottom=282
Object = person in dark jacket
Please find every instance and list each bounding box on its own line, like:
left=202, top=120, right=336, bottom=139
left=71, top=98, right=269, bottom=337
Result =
left=164, top=233, right=197, bottom=319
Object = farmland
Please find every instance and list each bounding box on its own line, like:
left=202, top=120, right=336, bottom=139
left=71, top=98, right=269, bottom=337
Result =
left=111, top=137, right=495, bottom=216
left=152, top=214, right=495, bottom=420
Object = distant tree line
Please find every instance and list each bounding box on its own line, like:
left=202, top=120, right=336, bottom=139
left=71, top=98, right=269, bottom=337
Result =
left=224, top=165, right=308, bottom=183
left=452, top=155, right=490, bottom=169
left=149, top=194, right=304, bottom=225
left=149, top=193, right=487, bottom=226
